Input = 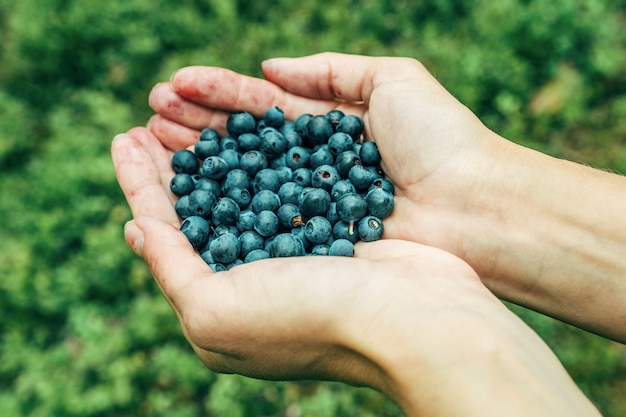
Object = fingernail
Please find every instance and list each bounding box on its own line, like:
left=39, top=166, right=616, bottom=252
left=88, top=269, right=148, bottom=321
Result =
left=262, top=57, right=290, bottom=69
left=113, top=133, right=129, bottom=142
left=169, top=69, right=180, bottom=84
left=124, top=219, right=145, bottom=256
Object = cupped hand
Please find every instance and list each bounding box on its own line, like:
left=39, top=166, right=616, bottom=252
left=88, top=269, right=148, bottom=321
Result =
left=147, top=52, right=511, bottom=283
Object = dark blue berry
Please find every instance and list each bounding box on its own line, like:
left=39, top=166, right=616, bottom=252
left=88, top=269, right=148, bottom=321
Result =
left=194, top=139, right=220, bottom=159
left=211, top=197, right=241, bottom=226
left=170, top=173, right=195, bottom=196
left=221, top=169, right=250, bottom=195
left=240, top=150, right=269, bottom=177
left=188, top=189, right=217, bottom=218
left=238, top=230, right=265, bottom=259
left=253, top=168, right=281, bottom=193
left=220, top=136, right=238, bottom=151
left=251, top=189, right=281, bottom=213
left=200, top=127, right=220, bottom=142
left=237, top=132, right=261, bottom=151
left=326, top=109, right=345, bottom=127
left=171, top=149, right=199, bottom=174
left=285, top=146, right=311, bottom=170
left=254, top=210, right=280, bottom=237
left=368, top=177, right=395, bottom=195
left=259, top=128, right=288, bottom=159
left=332, top=220, right=359, bottom=244
left=180, top=216, right=210, bottom=250
left=294, top=113, right=313, bottom=137
left=348, top=164, right=379, bottom=192
left=218, top=149, right=240, bottom=170
left=365, top=188, right=394, bottom=219
left=304, top=216, right=333, bottom=244
left=328, top=132, right=353, bottom=156
left=298, top=187, right=332, bottom=219
left=336, top=114, right=364, bottom=140
left=328, top=239, right=355, bottom=257
left=236, top=209, right=257, bottom=232
left=311, top=164, right=340, bottom=192
left=269, top=233, right=305, bottom=257
left=264, top=106, right=285, bottom=128
left=244, top=249, right=270, bottom=263
left=311, top=244, right=330, bottom=256
left=359, top=141, right=381, bottom=166
left=226, top=111, right=257, bottom=138
left=308, top=145, right=335, bottom=169
left=278, top=182, right=303, bottom=205
left=225, top=188, right=251, bottom=209
left=209, top=232, right=241, bottom=264
left=334, top=150, right=361, bottom=178
left=358, top=215, right=384, bottom=242
left=277, top=203, right=303, bottom=229
left=200, top=156, right=230, bottom=180
left=175, top=195, right=193, bottom=219
left=336, top=192, right=367, bottom=223
left=331, top=179, right=356, bottom=201
left=306, top=115, right=334, bottom=145
left=292, top=167, right=312, bottom=187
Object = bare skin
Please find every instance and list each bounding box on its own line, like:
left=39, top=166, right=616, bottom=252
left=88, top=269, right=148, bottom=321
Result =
left=110, top=52, right=619, bottom=415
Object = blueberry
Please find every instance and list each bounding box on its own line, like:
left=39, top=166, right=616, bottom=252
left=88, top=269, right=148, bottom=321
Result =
left=244, top=249, right=271, bottom=263
left=240, top=150, right=269, bottom=177
left=211, top=197, right=241, bottom=226
left=188, top=189, right=217, bottom=218
left=226, top=259, right=244, bottom=270
left=359, top=141, right=381, bottom=166
left=253, top=168, right=281, bottom=193
left=218, top=149, right=240, bottom=170
left=220, top=136, right=239, bottom=152
left=294, top=113, right=313, bottom=137
left=225, top=188, right=252, bottom=209
left=269, top=233, right=305, bottom=257
left=326, top=202, right=340, bottom=225
left=209, top=232, right=241, bottom=264
left=277, top=203, right=303, bottom=229
left=336, top=192, right=368, bottom=223
left=238, top=230, right=265, bottom=259
left=200, top=127, right=220, bottom=142
left=214, top=224, right=240, bottom=237
left=200, top=156, right=230, bottom=180
left=278, top=182, right=303, bottom=205
left=237, top=132, right=261, bottom=151
left=170, top=173, right=195, bottom=197
left=285, top=146, right=311, bottom=170
left=236, top=209, right=257, bottom=232
left=368, top=177, right=395, bottom=195
left=254, top=210, right=279, bottom=237
left=304, top=216, right=333, bottom=244
left=328, top=238, right=355, bottom=257
left=298, top=187, right=332, bottom=219
left=348, top=164, right=380, bottom=192
left=332, top=220, right=359, bottom=244
left=308, top=145, right=335, bottom=169
left=311, top=244, right=330, bottom=256
left=226, top=111, right=257, bottom=138
left=328, top=132, right=353, bottom=156
left=290, top=226, right=311, bottom=250
left=334, top=150, right=361, bottom=178
left=358, top=215, right=384, bottom=242
left=274, top=166, right=293, bottom=185
left=259, top=128, right=288, bottom=159
left=180, top=216, right=210, bottom=250
left=251, top=189, right=281, bottom=213
left=200, top=249, right=215, bottom=265
left=171, top=149, right=199, bottom=174
left=195, top=139, right=220, bottom=159
left=326, top=109, right=345, bottom=127
left=175, top=195, right=193, bottom=219
left=306, top=115, right=334, bottom=145
left=209, top=263, right=227, bottom=273
left=331, top=179, right=356, bottom=201
left=292, top=167, right=312, bottom=188
left=311, top=164, right=340, bottom=192
left=282, top=128, right=303, bottom=149
left=221, top=169, right=249, bottom=193
left=264, top=106, right=285, bottom=128
left=336, top=114, right=364, bottom=140
left=365, top=188, right=394, bottom=219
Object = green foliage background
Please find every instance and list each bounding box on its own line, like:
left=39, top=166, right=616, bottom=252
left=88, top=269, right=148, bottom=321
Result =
left=1, top=0, right=625, bottom=415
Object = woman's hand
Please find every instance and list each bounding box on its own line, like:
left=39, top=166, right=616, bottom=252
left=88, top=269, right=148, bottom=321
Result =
left=111, top=127, right=600, bottom=416
left=147, top=52, right=626, bottom=343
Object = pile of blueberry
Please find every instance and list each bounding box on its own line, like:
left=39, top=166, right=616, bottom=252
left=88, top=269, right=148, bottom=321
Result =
left=170, top=106, right=395, bottom=272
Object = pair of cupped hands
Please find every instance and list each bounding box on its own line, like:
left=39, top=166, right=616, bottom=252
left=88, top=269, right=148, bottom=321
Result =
left=112, top=53, right=599, bottom=416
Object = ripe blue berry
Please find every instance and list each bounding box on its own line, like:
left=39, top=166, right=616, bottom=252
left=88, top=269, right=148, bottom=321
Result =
left=211, top=197, right=241, bottom=226
left=358, top=215, right=384, bottom=242
left=359, top=141, right=381, bottom=166
left=298, top=187, right=331, bottom=218
left=328, top=238, right=355, bottom=257
left=311, top=164, right=340, bottom=192
left=269, top=233, right=305, bottom=257
left=180, top=216, right=210, bottom=250
left=365, top=187, right=394, bottom=219
left=226, top=111, right=256, bottom=138
left=304, top=216, right=333, bottom=244
left=254, top=210, right=279, bottom=237
left=171, top=149, right=199, bottom=174
left=264, top=106, right=285, bottom=128
left=336, top=114, right=364, bottom=140
left=336, top=192, right=368, bottom=223
left=170, top=173, right=195, bottom=197
left=200, top=156, right=230, bottom=180
left=244, top=249, right=271, bottom=263
left=209, top=232, right=241, bottom=264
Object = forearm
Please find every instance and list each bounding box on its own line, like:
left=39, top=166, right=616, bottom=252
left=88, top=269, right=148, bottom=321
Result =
left=469, top=134, right=626, bottom=342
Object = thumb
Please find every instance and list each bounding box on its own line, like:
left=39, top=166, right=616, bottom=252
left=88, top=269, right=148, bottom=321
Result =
left=128, top=216, right=213, bottom=310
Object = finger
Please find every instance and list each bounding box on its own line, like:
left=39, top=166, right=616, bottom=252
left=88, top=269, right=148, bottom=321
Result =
left=147, top=114, right=204, bottom=151
left=111, top=131, right=179, bottom=226
left=149, top=82, right=231, bottom=134
left=261, top=52, right=418, bottom=103
left=132, top=216, right=213, bottom=311
left=170, top=65, right=337, bottom=121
